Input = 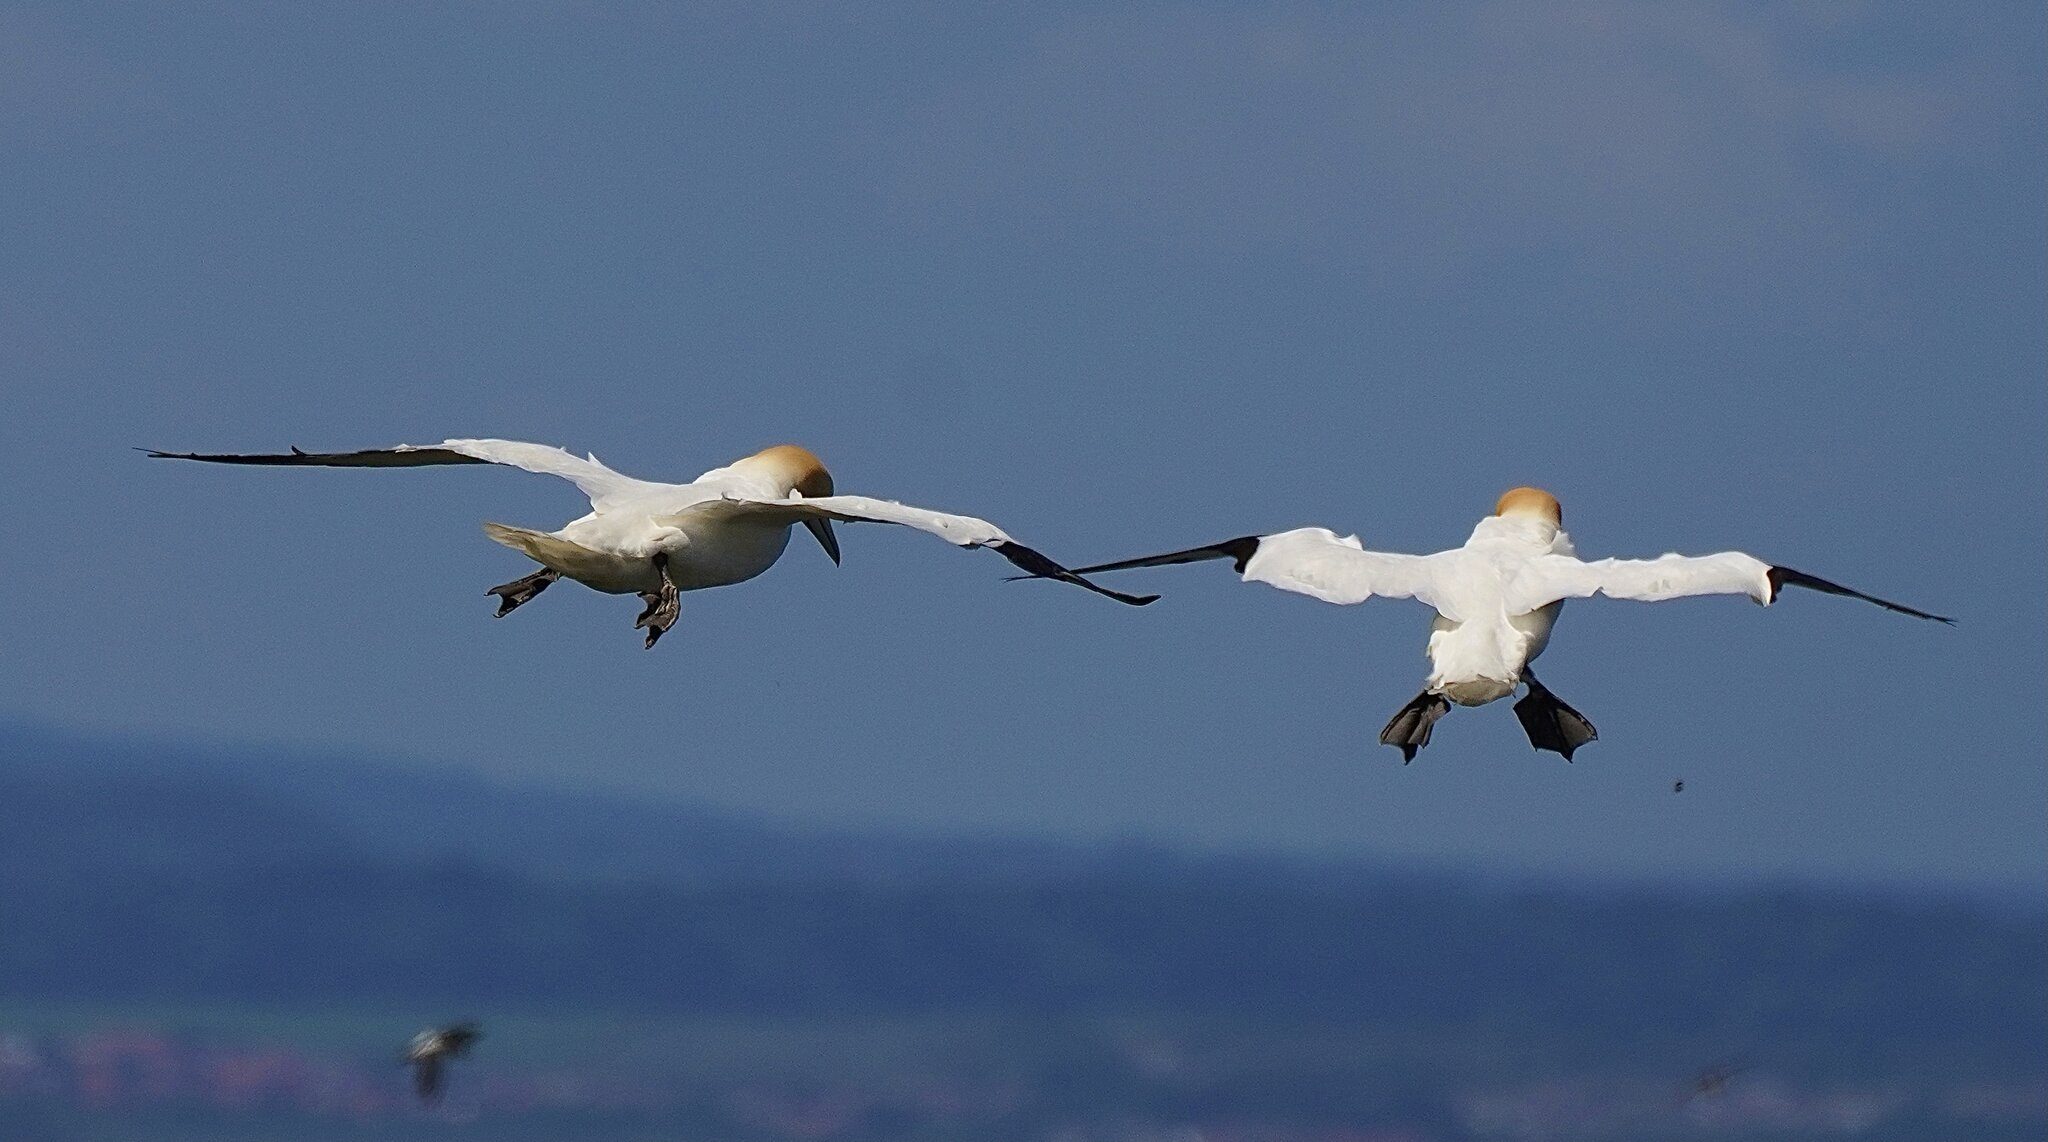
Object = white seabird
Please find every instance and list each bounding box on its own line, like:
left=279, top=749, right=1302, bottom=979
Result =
left=1051, top=487, right=1949, bottom=761
left=149, top=439, right=1154, bottom=647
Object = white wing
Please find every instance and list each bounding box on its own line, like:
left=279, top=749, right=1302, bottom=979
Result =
left=145, top=438, right=662, bottom=511
left=1508, top=552, right=1773, bottom=613
left=1241, top=528, right=1450, bottom=609
left=1068, top=527, right=1449, bottom=612
left=695, top=494, right=1157, bottom=606
left=734, top=494, right=1011, bottom=547
left=1508, top=552, right=1951, bottom=622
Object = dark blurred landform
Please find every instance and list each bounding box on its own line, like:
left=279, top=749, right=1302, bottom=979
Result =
left=1, top=721, right=2041, bottom=1141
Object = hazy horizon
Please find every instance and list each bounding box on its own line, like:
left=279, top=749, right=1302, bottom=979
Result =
left=7, top=714, right=2039, bottom=904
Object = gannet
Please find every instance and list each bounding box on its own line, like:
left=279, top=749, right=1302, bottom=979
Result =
left=1054, top=487, right=1949, bottom=761
left=402, top=1022, right=479, bottom=1104
left=149, top=439, right=1154, bottom=647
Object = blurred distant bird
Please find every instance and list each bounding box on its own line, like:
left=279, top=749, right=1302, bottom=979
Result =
left=1053, top=487, right=1949, bottom=760
left=1673, top=779, right=1685, bottom=793
left=148, top=440, right=1152, bottom=647
left=1683, top=1058, right=1749, bottom=1102
left=403, top=1022, right=480, bottom=1104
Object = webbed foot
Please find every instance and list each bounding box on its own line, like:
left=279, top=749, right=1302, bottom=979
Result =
left=1379, top=690, right=1451, bottom=763
left=486, top=567, right=560, bottom=617
left=634, top=554, right=680, bottom=649
left=1513, top=672, right=1598, bottom=761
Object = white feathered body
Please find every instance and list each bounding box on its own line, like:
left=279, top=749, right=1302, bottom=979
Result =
left=486, top=459, right=803, bottom=595
left=459, top=441, right=1035, bottom=599
left=1420, top=515, right=1574, bottom=706
left=149, top=435, right=1160, bottom=619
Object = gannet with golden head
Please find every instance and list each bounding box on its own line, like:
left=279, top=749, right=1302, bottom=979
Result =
left=1051, top=486, right=1949, bottom=761
left=148, top=439, right=1154, bottom=647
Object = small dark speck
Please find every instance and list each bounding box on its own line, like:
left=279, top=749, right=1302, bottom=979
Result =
left=1688, top=1059, right=1748, bottom=1100
left=1673, top=780, right=1685, bottom=793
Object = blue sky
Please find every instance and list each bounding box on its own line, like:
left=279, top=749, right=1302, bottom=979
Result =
left=1, top=3, right=2041, bottom=890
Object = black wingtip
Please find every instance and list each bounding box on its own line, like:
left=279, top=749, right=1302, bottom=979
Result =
left=1069, top=535, right=1263, bottom=576
left=990, top=541, right=1160, bottom=606
left=1767, top=565, right=1954, bottom=624
left=1002, top=573, right=1159, bottom=606
left=1091, top=584, right=1160, bottom=607
left=1003, top=571, right=1160, bottom=604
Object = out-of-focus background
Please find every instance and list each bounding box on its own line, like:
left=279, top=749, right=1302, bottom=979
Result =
left=1, top=4, right=2042, bottom=1140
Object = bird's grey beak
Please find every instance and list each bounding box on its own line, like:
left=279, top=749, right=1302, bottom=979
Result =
left=805, top=517, right=841, bottom=565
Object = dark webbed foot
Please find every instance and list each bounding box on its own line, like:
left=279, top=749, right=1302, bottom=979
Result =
left=486, top=567, right=560, bottom=617
left=1380, top=690, right=1451, bottom=763
left=634, top=554, right=680, bottom=649
left=1513, top=672, right=1598, bottom=761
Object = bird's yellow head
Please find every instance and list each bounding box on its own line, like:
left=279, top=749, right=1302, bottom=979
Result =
left=1494, top=486, right=1562, bottom=526
left=743, top=444, right=834, bottom=498
left=740, top=444, right=840, bottom=564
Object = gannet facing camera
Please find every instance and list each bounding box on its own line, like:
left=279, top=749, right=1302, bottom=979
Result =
left=1051, top=487, right=1949, bottom=761
left=149, top=439, right=1154, bottom=647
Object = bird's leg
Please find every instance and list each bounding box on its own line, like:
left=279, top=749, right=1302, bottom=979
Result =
left=1512, top=670, right=1598, bottom=761
left=1379, top=690, right=1451, bottom=764
left=634, top=552, right=680, bottom=649
left=485, top=566, right=560, bottom=617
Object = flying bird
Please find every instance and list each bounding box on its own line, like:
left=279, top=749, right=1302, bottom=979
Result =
left=402, top=1022, right=480, bottom=1104
left=148, top=439, right=1154, bottom=646
left=1051, top=487, right=1949, bottom=761
left=1681, top=1058, right=1751, bottom=1103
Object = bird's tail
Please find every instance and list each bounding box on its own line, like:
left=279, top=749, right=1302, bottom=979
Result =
left=482, top=522, right=615, bottom=581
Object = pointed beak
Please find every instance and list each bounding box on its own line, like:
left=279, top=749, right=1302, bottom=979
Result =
left=804, top=517, right=841, bottom=565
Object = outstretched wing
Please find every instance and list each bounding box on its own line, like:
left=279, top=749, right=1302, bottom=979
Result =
left=1509, top=552, right=1952, bottom=622
left=702, top=494, right=1158, bottom=606
left=144, top=438, right=660, bottom=511
left=1071, top=528, right=1450, bottom=611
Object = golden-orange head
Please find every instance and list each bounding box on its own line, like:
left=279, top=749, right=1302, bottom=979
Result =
left=1494, top=486, right=1562, bottom=525
left=740, top=444, right=834, bottom=498
left=738, top=444, right=840, bottom=563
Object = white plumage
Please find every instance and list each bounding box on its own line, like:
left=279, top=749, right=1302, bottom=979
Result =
left=150, top=438, right=1153, bottom=648
left=1067, top=487, right=1948, bottom=760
